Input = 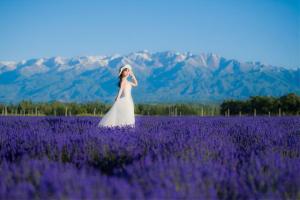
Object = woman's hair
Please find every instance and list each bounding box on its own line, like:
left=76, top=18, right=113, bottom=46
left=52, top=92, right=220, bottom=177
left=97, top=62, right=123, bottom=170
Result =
left=117, top=68, right=128, bottom=88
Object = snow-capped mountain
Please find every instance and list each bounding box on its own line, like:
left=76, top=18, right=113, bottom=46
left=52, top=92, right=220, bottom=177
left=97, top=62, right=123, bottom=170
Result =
left=0, top=50, right=299, bottom=104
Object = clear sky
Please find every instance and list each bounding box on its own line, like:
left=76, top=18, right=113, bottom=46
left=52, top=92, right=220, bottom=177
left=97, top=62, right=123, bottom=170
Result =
left=0, top=0, right=299, bottom=68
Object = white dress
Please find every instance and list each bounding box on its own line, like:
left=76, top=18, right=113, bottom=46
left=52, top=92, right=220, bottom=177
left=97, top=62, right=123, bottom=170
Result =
left=98, top=80, right=135, bottom=128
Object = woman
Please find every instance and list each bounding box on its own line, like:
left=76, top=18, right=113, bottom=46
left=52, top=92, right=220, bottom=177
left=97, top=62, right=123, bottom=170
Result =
left=98, top=64, right=138, bottom=128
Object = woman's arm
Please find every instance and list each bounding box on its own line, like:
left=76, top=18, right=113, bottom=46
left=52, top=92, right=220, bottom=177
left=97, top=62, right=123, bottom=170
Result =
left=129, top=71, right=138, bottom=87
left=115, top=79, right=126, bottom=101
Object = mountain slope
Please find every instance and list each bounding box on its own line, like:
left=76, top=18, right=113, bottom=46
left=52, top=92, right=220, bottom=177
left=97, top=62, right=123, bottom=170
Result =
left=0, top=50, right=299, bottom=104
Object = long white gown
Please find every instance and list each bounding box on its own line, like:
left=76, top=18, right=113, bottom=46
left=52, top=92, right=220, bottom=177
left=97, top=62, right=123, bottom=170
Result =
left=97, top=80, right=135, bottom=128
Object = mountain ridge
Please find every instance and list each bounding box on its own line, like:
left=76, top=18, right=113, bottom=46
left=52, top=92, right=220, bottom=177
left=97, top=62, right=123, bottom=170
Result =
left=0, top=50, right=299, bottom=104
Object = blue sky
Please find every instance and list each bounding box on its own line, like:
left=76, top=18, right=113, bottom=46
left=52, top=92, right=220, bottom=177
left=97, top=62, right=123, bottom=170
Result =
left=0, top=0, right=299, bottom=68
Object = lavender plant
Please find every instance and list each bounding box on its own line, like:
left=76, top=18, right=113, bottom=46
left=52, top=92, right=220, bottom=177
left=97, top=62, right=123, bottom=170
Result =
left=0, top=116, right=299, bottom=199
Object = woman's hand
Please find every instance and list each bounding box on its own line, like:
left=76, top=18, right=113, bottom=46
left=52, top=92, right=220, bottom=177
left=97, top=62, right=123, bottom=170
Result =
left=129, top=70, right=138, bottom=86
left=129, top=70, right=134, bottom=77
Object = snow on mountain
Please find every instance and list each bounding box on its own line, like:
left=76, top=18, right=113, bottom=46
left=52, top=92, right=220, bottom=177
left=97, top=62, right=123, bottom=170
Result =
left=0, top=50, right=299, bottom=104
left=127, top=50, right=152, bottom=61
left=0, top=61, right=17, bottom=73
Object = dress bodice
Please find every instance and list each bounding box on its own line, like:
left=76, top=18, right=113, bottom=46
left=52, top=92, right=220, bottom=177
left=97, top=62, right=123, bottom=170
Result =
left=120, top=81, right=132, bottom=98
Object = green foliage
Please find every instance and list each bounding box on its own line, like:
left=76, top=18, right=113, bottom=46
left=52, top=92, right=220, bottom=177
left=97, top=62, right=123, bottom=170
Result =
left=220, top=93, right=300, bottom=115
left=0, top=92, right=299, bottom=116
left=279, top=93, right=300, bottom=115
left=0, top=100, right=219, bottom=116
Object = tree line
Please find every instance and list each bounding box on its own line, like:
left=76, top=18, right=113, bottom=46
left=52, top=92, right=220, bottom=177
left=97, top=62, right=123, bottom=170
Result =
left=0, top=100, right=219, bottom=116
left=220, top=93, right=300, bottom=116
left=0, top=93, right=299, bottom=116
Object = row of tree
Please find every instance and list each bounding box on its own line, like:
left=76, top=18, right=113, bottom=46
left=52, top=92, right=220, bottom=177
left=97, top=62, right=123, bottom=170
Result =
left=0, top=93, right=299, bottom=116
left=220, top=93, right=300, bottom=115
left=0, top=100, right=219, bottom=116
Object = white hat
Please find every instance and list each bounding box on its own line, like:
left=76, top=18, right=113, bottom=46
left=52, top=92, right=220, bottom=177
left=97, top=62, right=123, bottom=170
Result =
left=118, top=64, right=132, bottom=76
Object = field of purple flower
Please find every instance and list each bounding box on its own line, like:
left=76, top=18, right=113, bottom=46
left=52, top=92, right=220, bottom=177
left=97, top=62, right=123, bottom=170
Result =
left=0, top=115, right=299, bottom=199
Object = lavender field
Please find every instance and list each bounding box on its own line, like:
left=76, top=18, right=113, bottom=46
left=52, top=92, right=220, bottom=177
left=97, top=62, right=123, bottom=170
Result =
left=0, top=115, right=299, bottom=199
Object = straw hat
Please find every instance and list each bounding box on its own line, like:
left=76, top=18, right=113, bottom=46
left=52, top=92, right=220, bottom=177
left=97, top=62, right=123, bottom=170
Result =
left=118, top=64, right=132, bottom=76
